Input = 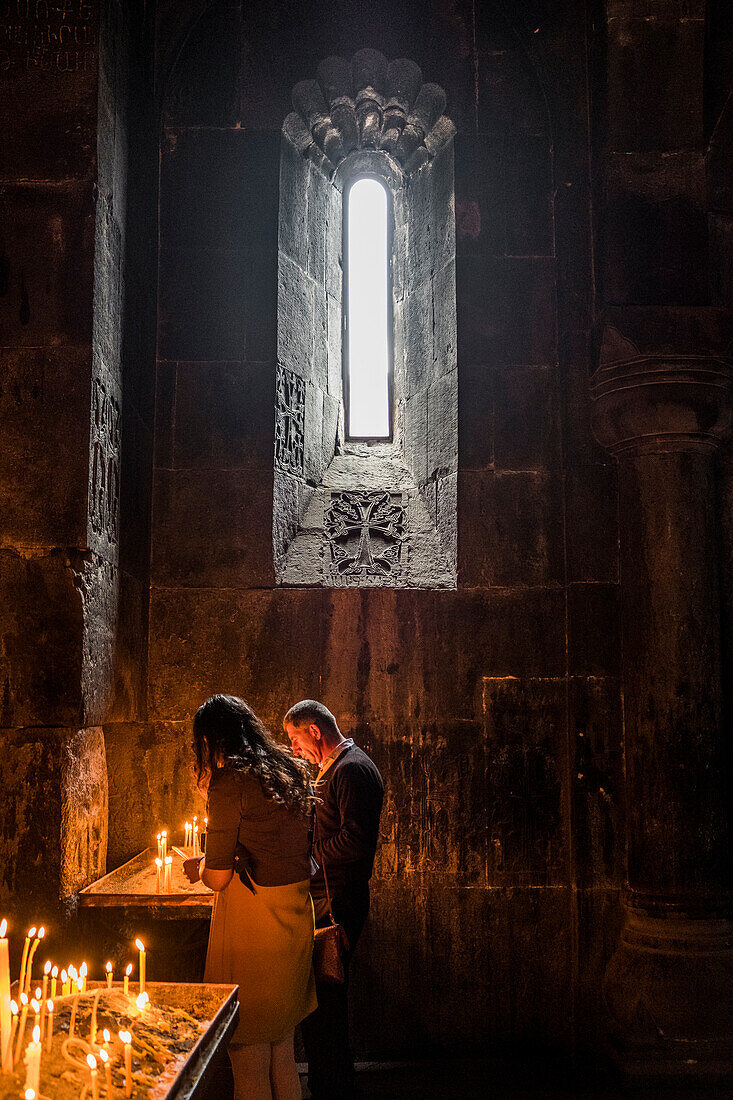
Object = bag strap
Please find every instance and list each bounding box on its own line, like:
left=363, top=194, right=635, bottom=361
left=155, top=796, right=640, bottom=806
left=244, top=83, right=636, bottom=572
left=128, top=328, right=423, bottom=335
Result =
left=312, top=801, right=336, bottom=926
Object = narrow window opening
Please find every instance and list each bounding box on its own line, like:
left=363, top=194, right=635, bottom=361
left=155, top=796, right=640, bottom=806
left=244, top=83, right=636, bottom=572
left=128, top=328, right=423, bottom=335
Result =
left=345, top=177, right=392, bottom=440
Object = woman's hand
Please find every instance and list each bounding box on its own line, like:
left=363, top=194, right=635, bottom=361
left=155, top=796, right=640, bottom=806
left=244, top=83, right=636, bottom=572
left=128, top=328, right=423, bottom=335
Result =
left=183, top=856, right=204, bottom=883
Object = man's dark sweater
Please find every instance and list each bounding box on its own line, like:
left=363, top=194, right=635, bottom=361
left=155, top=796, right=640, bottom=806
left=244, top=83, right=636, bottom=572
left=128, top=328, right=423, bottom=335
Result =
left=311, top=742, right=384, bottom=904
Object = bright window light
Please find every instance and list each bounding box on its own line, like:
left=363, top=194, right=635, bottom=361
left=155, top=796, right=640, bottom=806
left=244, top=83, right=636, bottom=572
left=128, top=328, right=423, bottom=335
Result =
left=346, top=177, right=391, bottom=438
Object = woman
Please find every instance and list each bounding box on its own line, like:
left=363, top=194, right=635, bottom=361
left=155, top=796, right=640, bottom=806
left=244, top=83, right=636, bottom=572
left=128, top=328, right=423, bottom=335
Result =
left=183, top=694, right=317, bottom=1100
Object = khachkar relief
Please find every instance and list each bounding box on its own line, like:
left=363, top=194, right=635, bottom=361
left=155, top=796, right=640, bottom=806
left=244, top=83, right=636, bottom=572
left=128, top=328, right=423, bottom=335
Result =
left=275, top=366, right=305, bottom=476
left=89, top=377, right=120, bottom=545
left=324, top=490, right=408, bottom=586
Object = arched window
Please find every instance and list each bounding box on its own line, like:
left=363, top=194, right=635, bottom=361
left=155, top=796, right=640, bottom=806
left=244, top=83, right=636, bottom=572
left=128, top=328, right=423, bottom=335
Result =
left=344, top=177, right=392, bottom=440
left=274, top=50, right=458, bottom=589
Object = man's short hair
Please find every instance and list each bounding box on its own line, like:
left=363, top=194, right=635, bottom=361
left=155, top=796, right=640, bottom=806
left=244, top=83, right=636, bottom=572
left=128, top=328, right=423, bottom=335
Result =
left=284, top=699, right=340, bottom=738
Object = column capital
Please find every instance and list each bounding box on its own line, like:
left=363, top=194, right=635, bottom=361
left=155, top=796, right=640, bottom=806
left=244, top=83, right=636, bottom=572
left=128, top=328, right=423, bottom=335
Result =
left=591, top=351, right=733, bottom=457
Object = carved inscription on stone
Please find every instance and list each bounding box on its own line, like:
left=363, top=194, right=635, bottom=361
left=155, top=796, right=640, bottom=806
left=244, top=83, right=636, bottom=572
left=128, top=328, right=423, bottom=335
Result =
left=0, top=1, right=96, bottom=75
left=275, top=366, right=305, bottom=476
left=89, top=377, right=120, bottom=546
left=324, top=490, right=407, bottom=586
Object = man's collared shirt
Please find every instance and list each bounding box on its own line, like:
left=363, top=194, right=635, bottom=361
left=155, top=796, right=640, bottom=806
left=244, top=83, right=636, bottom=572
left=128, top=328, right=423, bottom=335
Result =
left=316, top=737, right=354, bottom=785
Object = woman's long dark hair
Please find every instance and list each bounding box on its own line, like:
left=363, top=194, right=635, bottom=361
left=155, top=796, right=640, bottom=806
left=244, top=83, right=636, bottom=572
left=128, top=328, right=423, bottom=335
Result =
left=193, top=695, right=314, bottom=815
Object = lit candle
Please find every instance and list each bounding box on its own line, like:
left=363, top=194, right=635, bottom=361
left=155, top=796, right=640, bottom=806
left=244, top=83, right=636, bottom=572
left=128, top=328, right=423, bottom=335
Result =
left=193, top=817, right=199, bottom=856
left=87, top=1052, right=100, bottom=1100
left=6, top=1001, right=18, bottom=1071
left=135, top=939, right=146, bottom=995
left=161, top=830, right=168, bottom=860
left=119, top=1030, right=132, bottom=1098
left=67, top=965, right=77, bottom=992
left=184, top=821, right=191, bottom=847
left=0, top=919, right=11, bottom=1074
left=25, top=1090, right=35, bottom=1100
left=50, top=966, right=58, bottom=1000
left=105, top=961, right=113, bottom=989
left=123, top=964, right=132, bottom=997
left=99, top=1047, right=113, bottom=1096
left=135, top=992, right=149, bottom=1014
left=41, top=961, right=51, bottom=1004
left=45, top=1000, right=53, bottom=1053
left=79, top=961, right=88, bottom=993
left=102, top=1028, right=110, bottom=1051
left=165, top=854, right=173, bottom=893
left=31, top=998, right=40, bottom=1034
left=156, top=832, right=162, bottom=861
left=14, top=992, right=29, bottom=1065
left=23, top=1024, right=41, bottom=1096
left=24, top=927, right=44, bottom=994
left=90, top=987, right=102, bottom=1046
left=155, top=857, right=162, bottom=894
left=60, top=969, right=69, bottom=997
left=18, top=928, right=36, bottom=996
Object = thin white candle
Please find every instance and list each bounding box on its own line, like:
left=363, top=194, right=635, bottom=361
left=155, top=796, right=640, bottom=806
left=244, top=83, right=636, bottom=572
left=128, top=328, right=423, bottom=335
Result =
left=14, top=992, right=29, bottom=1065
left=50, top=966, right=58, bottom=1000
left=23, top=1023, right=41, bottom=1095
left=41, top=961, right=51, bottom=1004
left=119, top=1030, right=132, bottom=1098
left=155, top=857, right=162, bottom=894
left=79, top=961, right=88, bottom=993
left=24, top=927, right=44, bottom=994
left=156, top=832, right=162, bottom=861
left=193, top=817, right=199, bottom=856
left=45, top=1000, right=53, bottom=1053
left=100, top=1047, right=113, bottom=1096
left=18, top=928, right=36, bottom=997
left=123, top=964, right=132, bottom=996
left=106, top=961, right=113, bottom=989
left=0, top=919, right=11, bottom=1074
left=6, top=1000, right=18, bottom=1072
left=90, top=987, right=102, bottom=1046
left=164, top=855, right=173, bottom=893
left=135, top=939, right=146, bottom=995
left=87, top=1052, right=100, bottom=1100
left=161, top=831, right=168, bottom=861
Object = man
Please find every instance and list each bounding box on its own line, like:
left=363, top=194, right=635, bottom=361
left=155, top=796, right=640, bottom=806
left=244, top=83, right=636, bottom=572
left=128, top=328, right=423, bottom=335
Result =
left=284, top=699, right=384, bottom=1100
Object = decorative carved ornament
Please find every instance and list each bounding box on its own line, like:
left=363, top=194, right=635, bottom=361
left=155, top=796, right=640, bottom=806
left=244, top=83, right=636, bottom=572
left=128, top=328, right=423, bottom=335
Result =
left=285, top=49, right=454, bottom=177
left=275, top=366, right=305, bottom=475
left=89, top=378, right=120, bottom=545
left=324, top=490, right=407, bottom=586
left=590, top=324, right=733, bottom=457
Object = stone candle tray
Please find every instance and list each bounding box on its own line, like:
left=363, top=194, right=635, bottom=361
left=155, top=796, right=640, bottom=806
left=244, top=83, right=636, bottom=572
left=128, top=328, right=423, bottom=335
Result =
left=0, top=981, right=238, bottom=1099
left=78, top=849, right=213, bottom=918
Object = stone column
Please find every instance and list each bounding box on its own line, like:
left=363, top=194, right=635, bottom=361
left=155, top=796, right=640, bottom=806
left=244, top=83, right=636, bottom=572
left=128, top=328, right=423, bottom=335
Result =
left=591, top=337, right=733, bottom=1077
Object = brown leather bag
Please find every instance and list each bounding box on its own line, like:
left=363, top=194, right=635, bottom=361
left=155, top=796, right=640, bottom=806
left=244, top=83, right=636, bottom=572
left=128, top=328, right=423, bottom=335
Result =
left=312, top=816, right=349, bottom=984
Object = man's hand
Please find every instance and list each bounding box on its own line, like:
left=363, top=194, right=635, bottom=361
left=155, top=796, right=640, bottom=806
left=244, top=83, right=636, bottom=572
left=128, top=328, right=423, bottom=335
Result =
left=183, top=856, right=204, bottom=884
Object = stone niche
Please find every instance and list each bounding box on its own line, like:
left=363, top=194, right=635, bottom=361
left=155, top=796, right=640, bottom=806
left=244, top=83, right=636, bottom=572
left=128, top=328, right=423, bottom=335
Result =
left=273, top=50, right=458, bottom=589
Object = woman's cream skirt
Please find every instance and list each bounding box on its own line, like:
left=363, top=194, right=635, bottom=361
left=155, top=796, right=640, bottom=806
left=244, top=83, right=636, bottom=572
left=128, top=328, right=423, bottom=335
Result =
left=204, top=873, right=317, bottom=1045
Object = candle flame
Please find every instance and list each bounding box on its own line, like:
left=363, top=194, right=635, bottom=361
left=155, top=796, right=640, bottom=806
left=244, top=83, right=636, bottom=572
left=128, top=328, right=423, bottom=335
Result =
left=37, top=927, right=44, bottom=940
left=28, top=927, right=36, bottom=938
left=31, top=999, right=39, bottom=1012
left=136, top=992, right=148, bottom=1010
left=52, top=966, right=58, bottom=978
left=44, top=960, right=52, bottom=974
left=103, top=1029, right=110, bottom=1043
left=125, top=964, right=132, bottom=976
left=99, top=1049, right=109, bottom=1064
left=119, top=1030, right=131, bottom=1044
left=32, top=1025, right=40, bottom=1043
left=135, top=939, right=145, bottom=952
left=165, top=855, right=172, bottom=865
left=161, top=830, right=167, bottom=838
left=34, top=988, right=41, bottom=1000
left=77, top=978, right=84, bottom=992
left=80, top=962, right=87, bottom=977
left=60, top=970, right=67, bottom=982
left=68, top=966, right=77, bottom=980
left=0, top=919, right=6, bottom=937
left=155, top=857, right=162, bottom=868
left=20, top=992, right=28, bottom=1006
left=87, top=1053, right=97, bottom=1070
left=25, top=1090, right=35, bottom=1100
left=10, top=1001, right=18, bottom=1014
left=47, top=1000, right=53, bottom=1011
left=105, top=961, right=112, bottom=972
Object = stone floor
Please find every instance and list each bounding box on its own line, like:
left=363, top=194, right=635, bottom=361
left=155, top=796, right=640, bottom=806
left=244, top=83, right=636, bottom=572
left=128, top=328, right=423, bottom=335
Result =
left=297, top=1061, right=733, bottom=1099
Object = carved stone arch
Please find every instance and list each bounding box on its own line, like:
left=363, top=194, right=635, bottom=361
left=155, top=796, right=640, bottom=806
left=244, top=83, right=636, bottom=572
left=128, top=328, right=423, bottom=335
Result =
left=274, top=51, right=458, bottom=590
